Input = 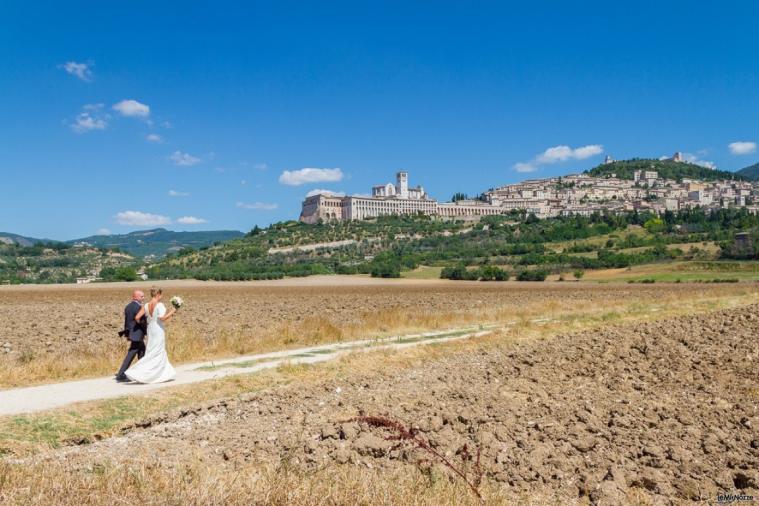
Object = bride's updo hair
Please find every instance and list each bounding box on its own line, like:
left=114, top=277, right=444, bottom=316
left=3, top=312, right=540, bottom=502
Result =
left=150, top=286, right=162, bottom=298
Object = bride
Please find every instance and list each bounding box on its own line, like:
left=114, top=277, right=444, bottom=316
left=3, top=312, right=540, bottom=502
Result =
left=125, top=286, right=178, bottom=384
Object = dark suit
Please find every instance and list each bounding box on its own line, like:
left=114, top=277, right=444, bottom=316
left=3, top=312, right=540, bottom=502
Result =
left=116, top=300, right=147, bottom=379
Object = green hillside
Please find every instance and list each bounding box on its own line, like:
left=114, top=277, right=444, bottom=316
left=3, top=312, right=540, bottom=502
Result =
left=148, top=210, right=759, bottom=281
left=586, top=158, right=744, bottom=182
left=71, top=228, right=244, bottom=258
left=0, top=242, right=135, bottom=284
left=737, top=162, right=759, bottom=181
left=148, top=216, right=474, bottom=280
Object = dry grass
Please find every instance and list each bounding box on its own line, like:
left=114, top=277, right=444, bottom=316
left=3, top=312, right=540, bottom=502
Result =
left=1, top=284, right=757, bottom=457
left=0, top=457, right=525, bottom=506
left=1, top=288, right=756, bottom=504
left=0, top=455, right=657, bottom=504
left=1, top=283, right=757, bottom=389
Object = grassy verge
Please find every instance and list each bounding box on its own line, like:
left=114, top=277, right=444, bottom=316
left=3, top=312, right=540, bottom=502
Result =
left=0, top=457, right=518, bottom=506
left=546, top=225, right=648, bottom=252
left=400, top=265, right=444, bottom=279
left=584, top=260, right=759, bottom=282
left=0, top=453, right=658, bottom=505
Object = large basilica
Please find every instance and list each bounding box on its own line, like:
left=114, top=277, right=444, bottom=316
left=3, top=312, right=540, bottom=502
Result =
left=299, top=172, right=502, bottom=223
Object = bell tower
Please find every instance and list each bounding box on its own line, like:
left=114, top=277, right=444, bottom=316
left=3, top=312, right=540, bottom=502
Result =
left=396, top=171, right=409, bottom=199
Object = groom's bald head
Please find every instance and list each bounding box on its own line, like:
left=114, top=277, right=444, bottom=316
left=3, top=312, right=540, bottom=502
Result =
left=132, top=290, right=144, bottom=302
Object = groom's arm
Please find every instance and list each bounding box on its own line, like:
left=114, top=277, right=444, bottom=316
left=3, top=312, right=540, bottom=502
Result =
left=124, top=304, right=137, bottom=333
left=134, top=306, right=146, bottom=323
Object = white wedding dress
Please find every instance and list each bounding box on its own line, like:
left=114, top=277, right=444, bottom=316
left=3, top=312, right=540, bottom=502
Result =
left=125, top=302, right=176, bottom=384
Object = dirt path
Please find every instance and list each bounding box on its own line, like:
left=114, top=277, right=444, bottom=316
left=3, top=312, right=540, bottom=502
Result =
left=0, top=326, right=494, bottom=416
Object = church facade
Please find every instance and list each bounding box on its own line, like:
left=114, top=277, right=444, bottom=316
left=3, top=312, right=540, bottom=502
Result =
left=299, top=171, right=502, bottom=224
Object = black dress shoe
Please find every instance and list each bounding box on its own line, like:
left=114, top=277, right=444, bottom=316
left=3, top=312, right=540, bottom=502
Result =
left=115, top=375, right=130, bottom=382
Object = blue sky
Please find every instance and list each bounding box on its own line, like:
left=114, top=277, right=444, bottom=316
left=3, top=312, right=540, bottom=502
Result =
left=2, top=1, right=759, bottom=239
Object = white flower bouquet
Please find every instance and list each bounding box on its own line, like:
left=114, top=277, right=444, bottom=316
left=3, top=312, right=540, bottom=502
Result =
left=170, top=296, right=183, bottom=309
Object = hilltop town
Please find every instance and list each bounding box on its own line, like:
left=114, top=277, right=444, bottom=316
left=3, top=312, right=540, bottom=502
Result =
left=300, top=155, right=759, bottom=223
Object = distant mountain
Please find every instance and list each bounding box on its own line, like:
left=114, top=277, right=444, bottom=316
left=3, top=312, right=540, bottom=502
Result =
left=70, top=228, right=245, bottom=258
left=0, top=232, right=53, bottom=247
left=736, top=162, right=759, bottom=181
left=586, top=158, right=746, bottom=182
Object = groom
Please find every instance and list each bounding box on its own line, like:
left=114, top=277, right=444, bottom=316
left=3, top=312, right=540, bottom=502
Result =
left=115, top=290, right=147, bottom=382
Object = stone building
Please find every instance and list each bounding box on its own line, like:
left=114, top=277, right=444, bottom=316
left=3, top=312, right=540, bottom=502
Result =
left=299, top=168, right=759, bottom=224
left=300, top=171, right=502, bottom=223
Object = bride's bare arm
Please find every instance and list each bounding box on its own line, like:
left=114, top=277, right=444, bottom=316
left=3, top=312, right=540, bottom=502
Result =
left=135, top=306, right=145, bottom=323
left=159, top=307, right=177, bottom=322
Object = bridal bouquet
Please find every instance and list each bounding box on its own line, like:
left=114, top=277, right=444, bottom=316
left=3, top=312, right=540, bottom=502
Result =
left=170, top=296, right=184, bottom=309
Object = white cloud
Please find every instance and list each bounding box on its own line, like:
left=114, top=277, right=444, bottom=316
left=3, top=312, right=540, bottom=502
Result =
left=70, top=104, right=107, bottom=133
left=168, top=190, right=190, bottom=197
left=71, top=112, right=107, bottom=133
left=536, top=144, right=603, bottom=164
left=115, top=211, right=171, bottom=227
left=169, top=151, right=201, bottom=166
left=278, top=167, right=344, bottom=186
left=254, top=163, right=268, bottom=170
left=60, top=61, right=92, bottom=81
left=177, top=216, right=208, bottom=225
left=570, top=144, right=604, bottom=160
left=236, top=201, right=278, bottom=211
left=146, top=133, right=162, bottom=143
left=112, top=99, right=150, bottom=118
left=513, top=162, right=538, bottom=173
left=696, top=160, right=716, bottom=169
left=306, top=189, right=346, bottom=197
left=728, top=141, right=757, bottom=155
left=514, top=144, right=603, bottom=173
left=682, top=153, right=716, bottom=170
left=535, top=146, right=574, bottom=164
left=96, top=228, right=111, bottom=235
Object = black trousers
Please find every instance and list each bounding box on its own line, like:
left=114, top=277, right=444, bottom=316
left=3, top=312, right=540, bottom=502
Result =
left=116, top=340, right=146, bottom=377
